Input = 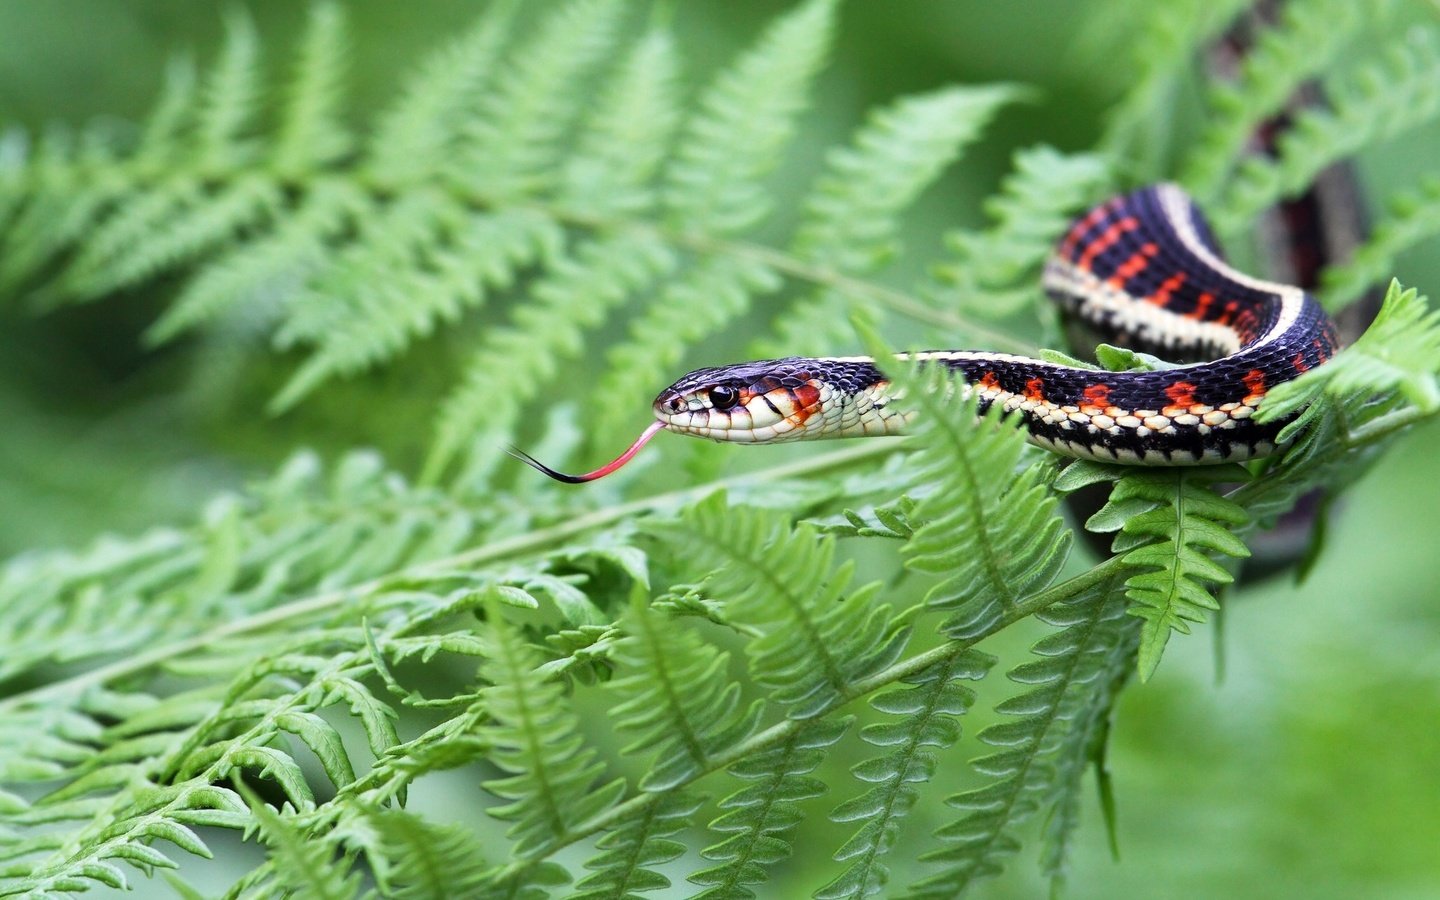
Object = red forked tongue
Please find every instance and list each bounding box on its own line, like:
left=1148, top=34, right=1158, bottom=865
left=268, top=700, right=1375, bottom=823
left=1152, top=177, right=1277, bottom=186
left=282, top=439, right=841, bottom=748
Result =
left=508, top=421, right=666, bottom=484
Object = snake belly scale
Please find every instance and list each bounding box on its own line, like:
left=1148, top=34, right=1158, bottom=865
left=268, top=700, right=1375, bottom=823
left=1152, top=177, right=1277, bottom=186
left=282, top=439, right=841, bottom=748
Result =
left=513, top=184, right=1341, bottom=482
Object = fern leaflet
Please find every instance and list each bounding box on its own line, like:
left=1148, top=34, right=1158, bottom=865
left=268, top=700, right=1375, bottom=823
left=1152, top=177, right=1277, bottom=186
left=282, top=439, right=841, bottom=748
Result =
left=817, top=649, right=995, bottom=900
left=689, top=717, right=850, bottom=899
left=646, top=494, right=907, bottom=719
left=1056, top=463, right=1252, bottom=680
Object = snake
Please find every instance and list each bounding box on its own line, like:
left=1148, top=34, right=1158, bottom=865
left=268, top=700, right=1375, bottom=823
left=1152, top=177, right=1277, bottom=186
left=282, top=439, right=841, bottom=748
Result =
left=514, top=183, right=1340, bottom=483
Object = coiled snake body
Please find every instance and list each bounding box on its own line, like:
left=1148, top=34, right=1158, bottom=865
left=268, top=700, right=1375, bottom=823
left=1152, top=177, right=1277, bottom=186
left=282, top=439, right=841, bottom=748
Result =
left=517, top=184, right=1340, bottom=482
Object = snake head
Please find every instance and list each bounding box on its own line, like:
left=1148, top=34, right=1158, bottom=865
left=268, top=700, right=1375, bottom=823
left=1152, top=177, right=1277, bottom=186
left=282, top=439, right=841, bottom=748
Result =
left=652, top=357, right=832, bottom=443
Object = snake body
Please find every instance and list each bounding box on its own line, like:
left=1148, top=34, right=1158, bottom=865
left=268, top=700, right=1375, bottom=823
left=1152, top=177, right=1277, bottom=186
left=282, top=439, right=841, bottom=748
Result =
left=651, top=184, right=1340, bottom=465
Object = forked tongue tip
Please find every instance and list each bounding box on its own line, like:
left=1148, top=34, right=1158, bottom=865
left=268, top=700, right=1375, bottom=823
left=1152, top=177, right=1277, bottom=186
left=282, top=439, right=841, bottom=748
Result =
left=510, top=420, right=665, bottom=484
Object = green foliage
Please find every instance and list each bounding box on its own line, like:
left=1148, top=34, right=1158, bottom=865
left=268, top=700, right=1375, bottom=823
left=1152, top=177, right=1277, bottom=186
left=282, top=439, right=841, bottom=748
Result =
left=1056, top=463, right=1251, bottom=680
left=818, top=650, right=994, bottom=899
left=1322, top=178, right=1440, bottom=310
left=910, top=582, right=1135, bottom=897
left=886, top=359, right=1073, bottom=637
left=1215, top=24, right=1440, bottom=236
left=645, top=495, right=907, bottom=720
left=688, top=717, right=850, bottom=898
left=2, top=1, right=1440, bottom=897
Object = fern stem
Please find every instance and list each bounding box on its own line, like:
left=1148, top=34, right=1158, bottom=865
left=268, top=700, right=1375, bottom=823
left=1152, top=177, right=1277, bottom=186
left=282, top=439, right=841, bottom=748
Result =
left=504, top=554, right=1131, bottom=872
left=0, top=442, right=894, bottom=713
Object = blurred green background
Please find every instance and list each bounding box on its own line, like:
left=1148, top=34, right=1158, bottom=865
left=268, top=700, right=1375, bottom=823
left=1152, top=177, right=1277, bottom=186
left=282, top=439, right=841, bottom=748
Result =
left=1, top=2, right=1438, bottom=897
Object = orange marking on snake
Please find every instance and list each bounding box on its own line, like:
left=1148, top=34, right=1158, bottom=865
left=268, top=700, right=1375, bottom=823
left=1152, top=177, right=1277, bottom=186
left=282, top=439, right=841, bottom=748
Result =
left=1077, top=216, right=1138, bottom=269
left=1187, top=291, right=1215, bottom=320
left=788, top=382, right=822, bottom=424
left=1151, top=272, right=1187, bottom=306
left=1215, top=300, right=1239, bottom=326
left=978, top=371, right=1001, bottom=391
left=1107, top=242, right=1158, bottom=288
left=1243, top=369, right=1267, bottom=404
left=1081, top=383, right=1111, bottom=412
left=1292, top=352, right=1310, bottom=373
left=1163, top=380, right=1198, bottom=414
left=1024, top=377, right=1046, bottom=402
left=1061, top=200, right=1118, bottom=257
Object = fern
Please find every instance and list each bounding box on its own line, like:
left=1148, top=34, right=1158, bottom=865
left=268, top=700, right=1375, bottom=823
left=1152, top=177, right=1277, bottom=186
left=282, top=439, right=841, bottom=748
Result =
left=479, top=600, right=625, bottom=857
left=756, top=85, right=1023, bottom=359
left=1056, top=463, right=1251, bottom=680
left=1179, top=0, right=1370, bottom=202
left=1321, top=178, right=1440, bottom=310
left=571, top=793, right=700, bottom=900
left=886, top=358, right=1073, bottom=638
left=607, top=597, right=762, bottom=791
left=935, top=145, right=1111, bottom=318
left=645, top=494, right=907, bottom=720
left=688, top=717, right=850, bottom=898
left=3, top=1, right=1440, bottom=897
left=1216, top=23, right=1440, bottom=236
left=817, top=650, right=995, bottom=899
left=908, top=579, right=1131, bottom=897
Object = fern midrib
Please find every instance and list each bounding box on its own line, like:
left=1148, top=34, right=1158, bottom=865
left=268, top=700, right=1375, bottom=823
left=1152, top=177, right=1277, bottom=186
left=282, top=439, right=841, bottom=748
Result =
left=922, top=406, right=1018, bottom=610
left=483, top=555, right=1129, bottom=884
left=638, top=609, right=712, bottom=769
left=923, top=587, right=1113, bottom=899
left=845, top=647, right=969, bottom=894
left=594, top=798, right=662, bottom=898
left=706, top=727, right=806, bottom=894
left=492, top=623, right=571, bottom=842
left=702, top=524, right=851, bottom=694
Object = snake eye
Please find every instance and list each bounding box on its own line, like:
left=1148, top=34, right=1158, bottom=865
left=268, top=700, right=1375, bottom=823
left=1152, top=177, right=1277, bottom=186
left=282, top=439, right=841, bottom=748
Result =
left=708, top=386, right=739, bottom=411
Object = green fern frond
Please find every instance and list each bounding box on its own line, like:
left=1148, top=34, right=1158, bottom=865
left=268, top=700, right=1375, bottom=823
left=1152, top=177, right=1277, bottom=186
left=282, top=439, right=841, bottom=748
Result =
left=58, top=174, right=281, bottom=303
left=817, top=649, right=994, bottom=900
left=1321, top=179, right=1440, bottom=311
left=891, top=360, right=1073, bottom=637
left=907, top=581, right=1128, bottom=898
left=461, top=0, right=628, bottom=198
left=195, top=9, right=263, bottom=172
left=689, top=717, right=850, bottom=898
left=273, top=2, right=352, bottom=175
left=759, top=85, right=1023, bottom=358
left=1036, top=591, right=1137, bottom=891
left=1099, top=0, right=1251, bottom=177
left=590, top=256, right=781, bottom=443
left=426, top=232, right=676, bottom=483
left=480, top=600, right=625, bottom=857
left=647, top=494, right=907, bottom=719
left=273, top=202, right=561, bottom=412
left=134, top=55, right=199, bottom=163
left=365, top=807, right=496, bottom=899
left=558, top=27, right=681, bottom=217
left=664, top=0, right=837, bottom=232
left=145, top=178, right=367, bottom=345
left=608, top=598, right=763, bottom=791
left=572, top=792, right=700, bottom=900
left=1217, top=24, right=1440, bottom=235
left=242, top=791, right=363, bottom=900
left=365, top=0, right=517, bottom=183
left=1179, top=0, right=1364, bottom=202
left=935, top=145, right=1111, bottom=316
left=1056, top=463, right=1251, bottom=680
